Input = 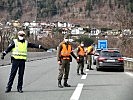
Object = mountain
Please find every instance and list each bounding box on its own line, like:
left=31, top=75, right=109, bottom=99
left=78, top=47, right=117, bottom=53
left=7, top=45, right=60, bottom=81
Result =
left=0, top=0, right=133, bottom=29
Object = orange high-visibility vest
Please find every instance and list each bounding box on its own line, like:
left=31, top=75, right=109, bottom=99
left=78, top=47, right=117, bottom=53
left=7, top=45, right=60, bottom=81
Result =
left=78, top=46, right=85, bottom=56
left=61, top=43, right=72, bottom=59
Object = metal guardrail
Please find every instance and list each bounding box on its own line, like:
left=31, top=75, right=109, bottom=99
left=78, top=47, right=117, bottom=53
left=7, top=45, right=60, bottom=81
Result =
left=123, top=57, right=133, bottom=71
left=123, top=57, right=133, bottom=62
left=0, top=52, right=56, bottom=66
left=0, top=53, right=133, bottom=71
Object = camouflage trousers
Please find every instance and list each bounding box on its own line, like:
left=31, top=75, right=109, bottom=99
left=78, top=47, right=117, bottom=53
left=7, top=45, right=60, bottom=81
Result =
left=58, top=59, right=70, bottom=81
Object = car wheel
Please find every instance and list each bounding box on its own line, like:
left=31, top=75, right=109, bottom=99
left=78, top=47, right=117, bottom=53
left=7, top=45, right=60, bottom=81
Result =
left=119, top=68, right=124, bottom=72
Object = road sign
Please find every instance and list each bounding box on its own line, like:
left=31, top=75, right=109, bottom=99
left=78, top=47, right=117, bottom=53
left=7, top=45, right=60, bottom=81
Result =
left=98, top=40, right=107, bottom=49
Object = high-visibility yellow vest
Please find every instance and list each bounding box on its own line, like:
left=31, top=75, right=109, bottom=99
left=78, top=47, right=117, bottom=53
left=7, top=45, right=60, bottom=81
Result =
left=11, top=39, right=28, bottom=60
left=60, top=43, right=72, bottom=59
left=87, top=46, right=93, bottom=54
left=78, top=46, right=85, bottom=56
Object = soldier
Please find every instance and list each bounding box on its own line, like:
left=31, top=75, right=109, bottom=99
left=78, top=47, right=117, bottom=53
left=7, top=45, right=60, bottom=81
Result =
left=76, top=42, right=86, bottom=75
left=57, top=34, right=79, bottom=88
left=1, top=31, right=48, bottom=93
left=87, top=44, right=94, bottom=70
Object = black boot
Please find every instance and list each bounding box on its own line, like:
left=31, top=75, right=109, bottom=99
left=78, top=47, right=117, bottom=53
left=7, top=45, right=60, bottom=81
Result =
left=89, top=66, right=93, bottom=70
left=77, top=70, right=80, bottom=75
left=58, top=80, right=63, bottom=88
left=81, top=69, right=86, bottom=75
left=5, top=88, right=11, bottom=93
left=81, top=72, right=86, bottom=75
left=17, top=88, right=23, bottom=93
left=87, top=64, right=93, bottom=70
left=87, top=64, right=89, bottom=69
left=64, top=80, right=71, bottom=87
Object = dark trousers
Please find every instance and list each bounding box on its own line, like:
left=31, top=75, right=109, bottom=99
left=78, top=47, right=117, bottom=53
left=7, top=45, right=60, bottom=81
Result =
left=58, top=59, right=70, bottom=81
left=87, top=55, right=92, bottom=69
left=77, top=57, right=84, bottom=73
left=6, top=59, right=25, bottom=89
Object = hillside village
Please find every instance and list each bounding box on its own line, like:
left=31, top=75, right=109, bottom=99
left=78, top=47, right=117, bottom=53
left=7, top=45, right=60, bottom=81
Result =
left=1, top=20, right=132, bottom=41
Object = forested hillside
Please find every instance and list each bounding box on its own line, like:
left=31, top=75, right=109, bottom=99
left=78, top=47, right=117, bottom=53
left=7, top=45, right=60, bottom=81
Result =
left=0, top=0, right=133, bottom=28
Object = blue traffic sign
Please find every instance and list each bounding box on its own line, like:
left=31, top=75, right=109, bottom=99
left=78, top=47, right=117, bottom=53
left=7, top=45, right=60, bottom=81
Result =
left=98, top=40, right=107, bottom=49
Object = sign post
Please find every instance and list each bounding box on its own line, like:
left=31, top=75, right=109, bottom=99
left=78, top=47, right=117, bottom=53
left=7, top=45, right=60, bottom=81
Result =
left=98, top=40, right=107, bottom=49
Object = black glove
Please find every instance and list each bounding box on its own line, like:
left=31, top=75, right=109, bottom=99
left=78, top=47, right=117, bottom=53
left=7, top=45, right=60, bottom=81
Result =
left=69, top=55, right=72, bottom=62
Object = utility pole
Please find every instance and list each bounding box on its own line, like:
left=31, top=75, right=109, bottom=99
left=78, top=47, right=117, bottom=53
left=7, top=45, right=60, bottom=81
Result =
left=35, top=0, right=37, bottom=23
left=34, top=0, right=38, bottom=42
left=0, top=29, right=2, bottom=52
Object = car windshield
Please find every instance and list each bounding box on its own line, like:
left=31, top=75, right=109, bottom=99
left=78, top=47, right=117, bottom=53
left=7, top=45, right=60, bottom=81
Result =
left=101, top=51, right=122, bottom=57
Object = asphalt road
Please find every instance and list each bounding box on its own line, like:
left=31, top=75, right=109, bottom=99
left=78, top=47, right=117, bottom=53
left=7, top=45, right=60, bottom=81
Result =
left=0, top=57, right=133, bottom=100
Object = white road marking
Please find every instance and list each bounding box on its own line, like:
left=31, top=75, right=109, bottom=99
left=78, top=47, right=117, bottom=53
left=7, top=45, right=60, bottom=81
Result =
left=81, top=74, right=87, bottom=79
left=70, top=83, right=84, bottom=100
left=0, top=66, right=7, bottom=68
left=125, top=72, right=133, bottom=77
left=81, top=69, right=89, bottom=79
left=85, top=69, right=89, bottom=71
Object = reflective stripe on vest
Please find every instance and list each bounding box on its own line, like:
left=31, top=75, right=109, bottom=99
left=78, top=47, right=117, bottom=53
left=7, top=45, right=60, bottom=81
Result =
left=12, top=39, right=28, bottom=60
left=78, top=46, right=85, bottom=56
left=61, top=43, right=72, bottom=59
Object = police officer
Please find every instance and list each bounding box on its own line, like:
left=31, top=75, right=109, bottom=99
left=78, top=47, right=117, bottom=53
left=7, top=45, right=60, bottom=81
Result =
left=1, top=31, right=48, bottom=93
left=57, top=34, right=79, bottom=88
left=87, top=44, right=94, bottom=70
left=76, top=42, right=86, bottom=75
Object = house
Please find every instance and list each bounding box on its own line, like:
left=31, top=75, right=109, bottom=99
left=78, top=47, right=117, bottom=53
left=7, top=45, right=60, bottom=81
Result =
left=90, top=28, right=100, bottom=36
left=71, top=27, right=85, bottom=34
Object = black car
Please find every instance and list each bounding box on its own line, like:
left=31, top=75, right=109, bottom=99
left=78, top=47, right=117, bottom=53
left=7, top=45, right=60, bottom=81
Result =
left=96, top=49, right=124, bottom=72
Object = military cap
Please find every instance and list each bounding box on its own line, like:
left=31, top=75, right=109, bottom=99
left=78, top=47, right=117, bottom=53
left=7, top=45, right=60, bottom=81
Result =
left=18, top=31, right=26, bottom=36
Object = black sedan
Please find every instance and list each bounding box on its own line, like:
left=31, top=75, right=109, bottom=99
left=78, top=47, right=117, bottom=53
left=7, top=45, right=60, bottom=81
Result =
left=96, top=49, right=124, bottom=72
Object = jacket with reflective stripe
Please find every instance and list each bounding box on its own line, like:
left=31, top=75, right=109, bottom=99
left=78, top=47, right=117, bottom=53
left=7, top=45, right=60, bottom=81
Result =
left=11, top=39, right=28, bottom=60
left=78, top=46, right=85, bottom=56
left=60, top=43, right=72, bottom=59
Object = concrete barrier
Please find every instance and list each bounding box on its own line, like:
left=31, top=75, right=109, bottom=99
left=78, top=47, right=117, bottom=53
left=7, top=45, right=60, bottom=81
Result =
left=0, top=52, right=57, bottom=66
left=123, top=57, right=133, bottom=71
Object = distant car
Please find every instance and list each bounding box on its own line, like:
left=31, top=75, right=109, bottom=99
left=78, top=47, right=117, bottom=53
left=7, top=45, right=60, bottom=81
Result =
left=47, top=48, right=56, bottom=52
left=96, top=49, right=124, bottom=72
left=93, top=49, right=101, bottom=65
